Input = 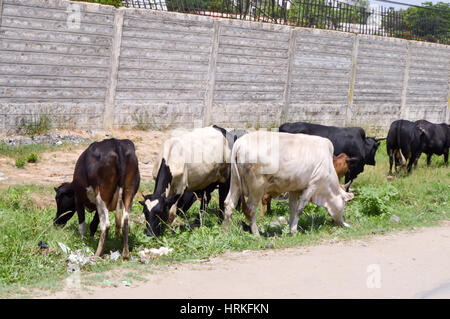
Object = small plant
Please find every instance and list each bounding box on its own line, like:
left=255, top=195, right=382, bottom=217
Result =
left=26, top=153, right=38, bottom=163
left=15, top=157, right=26, bottom=168
left=18, top=114, right=52, bottom=138
left=358, top=184, right=399, bottom=216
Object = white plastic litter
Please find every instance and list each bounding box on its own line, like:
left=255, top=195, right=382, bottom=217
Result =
left=58, top=242, right=72, bottom=254
left=59, top=243, right=95, bottom=272
left=109, top=251, right=121, bottom=261
left=137, top=246, right=173, bottom=263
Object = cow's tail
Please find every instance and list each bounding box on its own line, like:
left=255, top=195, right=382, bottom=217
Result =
left=114, top=140, right=128, bottom=189
left=396, top=121, right=407, bottom=166
left=229, top=143, right=249, bottom=217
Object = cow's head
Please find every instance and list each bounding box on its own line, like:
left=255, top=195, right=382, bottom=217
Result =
left=140, top=193, right=180, bottom=236
left=364, top=137, right=383, bottom=165
left=54, top=182, right=76, bottom=226
left=141, top=158, right=180, bottom=236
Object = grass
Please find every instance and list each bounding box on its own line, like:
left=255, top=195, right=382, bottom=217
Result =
left=0, top=141, right=88, bottom=162
left=0, top=140, right=448, bottom=296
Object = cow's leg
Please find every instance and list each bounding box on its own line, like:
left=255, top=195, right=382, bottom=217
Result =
left=444, top=149, right=449, bottom=165
left=115, top=187, right=123, bottom=239
left=259, top=197, right=266, bottom=217
left=426, top=153, right=432, bottom=166
left=259, top=193, right=270, bottom=217
left=95, top=191, right=110, bottom=258
left=388, top=148, right=394, bottom=176
left=246, top=190, right=264, bottom=236
left=407, top=151, right=420, bottom=173
left=121, top=189, right=134, bottom=260
left=90, top=211, right=99, bottom=237
left=76, top=202, right=87, bottom=237
left=218, top=180, right=230, bottom=218
left=288, top=193, right=300, bottom=235
left=223, top=174, right=241, bottom=224
left=266, top=196, right=272, bottom=215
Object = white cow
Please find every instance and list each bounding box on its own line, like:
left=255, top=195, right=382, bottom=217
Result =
left=224, top=131, right=354, bottom=235
left=141, top=126, right=232, bottom=236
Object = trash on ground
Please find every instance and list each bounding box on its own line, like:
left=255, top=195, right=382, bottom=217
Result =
left=109, top=250, right=121, bottom=261
left=391, top=214, right=401, bottom=223
left=121, top=280, right=131, bottom=287
left=38, top=241, right=49, bottom=249
left=59, top=243, right=96, bottom=272
left=137, top=246, right=173, bottom=263
left=58, top=242, right=71, bottom=254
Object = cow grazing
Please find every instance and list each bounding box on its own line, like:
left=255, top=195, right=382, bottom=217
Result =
left=279, top=122, right=384, bottom=190
left=415, top=120, right=449, bottom=166
left=141, top=126, right=232, bottom=236
left=386, top=120, right=426, bottom=175
left=258, top=153, right=356, bottom=217
left=54, top=138, right=140, bottom=259
left=224, top=131, right=355, bottom=236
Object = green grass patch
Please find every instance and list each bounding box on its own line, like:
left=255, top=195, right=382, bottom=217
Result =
left=0, top=141, right=88, bottom=161
left=0, top=141, right=448, bottom=296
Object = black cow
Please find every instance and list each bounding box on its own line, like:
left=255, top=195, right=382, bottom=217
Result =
left=54, top=138, right=140, bottom=259
left=279, top=122, right=384, bottom=190
left=386, top=119, right=426, bottom=175
left=415, top=120, right=449, bottom=166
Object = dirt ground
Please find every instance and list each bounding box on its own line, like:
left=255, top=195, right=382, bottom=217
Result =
left=43, top=220, right=450, bottom=299
left=0, top=129, right=171, bottom=207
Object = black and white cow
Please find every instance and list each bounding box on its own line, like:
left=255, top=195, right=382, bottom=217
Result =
left=141, top=126, right=232, bottom=236
left=54, top=138, right=140, bottom=259
left=224, top=131, right=355, bottom=236
left=415, top=120, right=449, bottom=166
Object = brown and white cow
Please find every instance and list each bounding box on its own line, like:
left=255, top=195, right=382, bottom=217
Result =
left=224, top=131, right=354, bottom=236
left=54, top=138, right=140, bottom=260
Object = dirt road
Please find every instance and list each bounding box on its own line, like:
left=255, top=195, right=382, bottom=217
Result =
left=46, top=221, right=450, bottom=299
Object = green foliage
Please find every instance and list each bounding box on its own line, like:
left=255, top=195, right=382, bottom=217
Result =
left=26, top=153, right=39, bottom=163
left=357, top=184, right=399, bottom=216
left=15, top=157, right=26, bottom=169
left=382, top=2, right=449, bottom=44
left=19, top=114, right=52, bottom=138
left=73, top=0, right=123, bottom=7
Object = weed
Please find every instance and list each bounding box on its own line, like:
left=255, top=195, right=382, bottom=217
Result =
left=15, top=157, right=26, bottom=168
left=26, top=153, right=38, bottom=163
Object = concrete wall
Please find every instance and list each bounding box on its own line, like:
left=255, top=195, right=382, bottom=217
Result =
left=0, top=0, right=448, bottom=133
left=0, top=0, right=115, bottom=131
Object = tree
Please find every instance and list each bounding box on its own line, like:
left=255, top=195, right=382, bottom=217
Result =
left=382, top=2, right=449, bottom=43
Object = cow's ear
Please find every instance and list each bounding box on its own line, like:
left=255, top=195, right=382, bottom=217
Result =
left=343, top=192, right=354, bottom=202
left=139, top=200, right=145, bottom=206
left=54, top=187, right=58, bottom=192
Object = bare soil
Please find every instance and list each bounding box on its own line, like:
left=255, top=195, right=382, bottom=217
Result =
left=0, top=129, right=170, bottom=207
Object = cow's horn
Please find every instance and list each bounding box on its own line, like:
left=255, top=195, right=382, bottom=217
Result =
left=374, top=137, right=387, bottom=141
left=343, top=181, right=352, bottom=189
